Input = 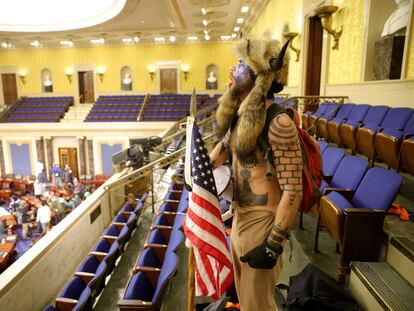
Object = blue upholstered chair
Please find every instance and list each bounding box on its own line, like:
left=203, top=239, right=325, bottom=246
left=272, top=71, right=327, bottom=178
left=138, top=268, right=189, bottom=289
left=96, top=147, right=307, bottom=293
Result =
left=302, top=103, right=329, bottom=131
left=104, top=224, right=130, bottom=252
left=76, top=255, right=108, bottom=300
left=317, top=103, right=354, bottom=140
left=322, top=147, right=345, bottom=179
left=317, top=167, right=402, bottom=251
left=118, top=253, right=178, bottom=310
left=308, top=103, right=340, bottom=136
left=357, top=107, right=412, bottom=163
left=375, top=110, right=414, bottom=170
left=401, top=137, right=414, bottom=175
left=91, top=239, right=119, bottom=274
left=55, top=276, right=91, bottom=311
left=317, top=140, right=329, bottom=155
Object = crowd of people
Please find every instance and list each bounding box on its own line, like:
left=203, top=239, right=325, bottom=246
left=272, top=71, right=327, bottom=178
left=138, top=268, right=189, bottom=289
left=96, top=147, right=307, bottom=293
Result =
left=2, top=163, right=93, bottom=242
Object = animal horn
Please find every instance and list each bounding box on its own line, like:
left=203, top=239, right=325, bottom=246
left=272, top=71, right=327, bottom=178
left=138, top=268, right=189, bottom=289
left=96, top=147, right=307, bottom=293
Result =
left=269, top=39, right=290, bottom=71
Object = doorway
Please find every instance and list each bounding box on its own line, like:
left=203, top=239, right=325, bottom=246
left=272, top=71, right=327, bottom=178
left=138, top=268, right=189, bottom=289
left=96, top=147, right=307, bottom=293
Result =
left=58, top=148, right=79, bottom=178
left=78, top=71, right=95, bottom=103
left=160, top=69, right=177, bottom=94
left=304, top=16, right=324, bottom=111
left=1, top=73, right=18, bottom=105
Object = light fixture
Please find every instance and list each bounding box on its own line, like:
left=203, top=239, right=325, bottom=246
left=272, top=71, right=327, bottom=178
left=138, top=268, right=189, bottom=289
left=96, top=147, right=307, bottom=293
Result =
left=30, top=40, right=40, bottom=47
left=203, top=29, right=209, bottom=35
left=169, top=35, right=176, bottom=42
left=241, top=6, right=249, bottom=13
left=97, top=66, right=106, bottom=83
left=1, top=42, right=11, bottom=48
left=154, top=37, right=165, bottom=42
left=315, top=5, right=343, bottom=50
left=133, top=36, right=139, bottom=42
left=234, top=26, right=240, bottom=32
left=187, top=36, right=198, bottom=41
left=91, top=38, right=105, bottom=45
left=65, top=67, right=74, bottom=83
left=181, top=64, right=190, bottom=81
left=60, top=40, right=73, bottom=47
left=220, top=35, right=231, bottom=41
left=122, top=38, right=133, bottom=43
left=204, top=34, right=210, bottom=41
left=231, top=33, right=237, bottom=38
left=147, top=65, right=156, bottom=81
left=203, top=19, right=208, bottom=26
left=201, top=8, right=206, bottom=15
left=237, top=18, right=244, bottom=24
left=283, top=32, right=301, bottom=62
left=18, top=69, right=27, bottom=84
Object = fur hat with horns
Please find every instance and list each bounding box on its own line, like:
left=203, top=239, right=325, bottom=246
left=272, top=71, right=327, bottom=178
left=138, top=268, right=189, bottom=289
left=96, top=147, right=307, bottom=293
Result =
left=216, top=34, right=290, bottom=165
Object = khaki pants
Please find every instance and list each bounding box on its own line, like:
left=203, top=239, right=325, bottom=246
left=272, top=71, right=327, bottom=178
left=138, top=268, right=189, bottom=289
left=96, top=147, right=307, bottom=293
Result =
left=231, top=206, right=282, bottom=311
left=21, top=223, right=29, bottom=239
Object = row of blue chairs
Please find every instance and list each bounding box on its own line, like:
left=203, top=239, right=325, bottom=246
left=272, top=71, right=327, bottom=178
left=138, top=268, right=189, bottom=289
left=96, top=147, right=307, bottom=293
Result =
left=303, top=103, right=414, bottom=174
left=43, top=193, right=148, bottom=311
left=314, top=143, right=403, bottom=254
left=21, top=96, right=73, bottom=101
left=119, top=169, right=187, bottom=310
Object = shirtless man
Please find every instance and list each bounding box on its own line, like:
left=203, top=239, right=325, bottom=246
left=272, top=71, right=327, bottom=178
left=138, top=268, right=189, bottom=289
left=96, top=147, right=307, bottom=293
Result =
left=211, top=37, right=303, bottom=310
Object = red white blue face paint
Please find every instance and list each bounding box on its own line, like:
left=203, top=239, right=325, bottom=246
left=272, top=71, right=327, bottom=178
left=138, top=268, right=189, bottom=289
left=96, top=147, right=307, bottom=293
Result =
left=235, top=60, right=251, bottom=84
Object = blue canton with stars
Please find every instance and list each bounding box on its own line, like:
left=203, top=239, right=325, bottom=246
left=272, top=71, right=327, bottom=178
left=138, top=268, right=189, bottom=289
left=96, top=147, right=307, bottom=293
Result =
left=190, top=124, right=217, bottom=196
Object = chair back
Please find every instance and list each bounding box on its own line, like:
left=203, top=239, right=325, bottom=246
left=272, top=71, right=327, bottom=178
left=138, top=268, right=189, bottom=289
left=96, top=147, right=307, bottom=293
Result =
left=322, top=147, right=345, bottom=176
left=351, top=167, right=403, bottom=211
left=330, top=156, right=368, bottom=190
left=381, top=107, right=413, bottom=130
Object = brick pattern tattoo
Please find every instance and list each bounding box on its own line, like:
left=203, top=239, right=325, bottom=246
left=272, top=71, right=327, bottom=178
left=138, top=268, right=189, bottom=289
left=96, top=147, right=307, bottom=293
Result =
left=267, top=223, right=289, bottom=249
left=268, top=114, right=303, bottom=199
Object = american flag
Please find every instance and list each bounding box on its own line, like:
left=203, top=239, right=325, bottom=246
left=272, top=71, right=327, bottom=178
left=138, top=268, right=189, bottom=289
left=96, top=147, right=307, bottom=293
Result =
left=183, top=117, right=233, bottom=300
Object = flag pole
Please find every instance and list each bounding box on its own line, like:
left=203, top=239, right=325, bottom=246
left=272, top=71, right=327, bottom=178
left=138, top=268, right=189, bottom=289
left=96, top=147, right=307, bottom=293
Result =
left=187, top=247, right=196, bottom=311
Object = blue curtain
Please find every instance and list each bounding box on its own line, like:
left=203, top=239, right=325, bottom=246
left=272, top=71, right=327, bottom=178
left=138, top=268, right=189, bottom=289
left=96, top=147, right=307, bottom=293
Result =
left=101, top=144, right=122, bottom=174
left=10, top=143, right=32, bottom=176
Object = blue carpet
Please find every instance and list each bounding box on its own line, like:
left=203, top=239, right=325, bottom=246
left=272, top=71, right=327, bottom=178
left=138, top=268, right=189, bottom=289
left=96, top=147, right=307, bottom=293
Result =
left=12, top=228, right=32, bottom=260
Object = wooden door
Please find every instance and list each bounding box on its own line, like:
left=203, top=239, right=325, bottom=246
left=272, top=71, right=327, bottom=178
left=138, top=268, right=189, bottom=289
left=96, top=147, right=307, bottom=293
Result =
left=78, top=71, right=95, bottom=103
left=304, top=16, right=324, bottom=111
left=160, top=69, right=177, bottom=94
left=1, top=74, right=18, bottom=105
left=58, top=148, right=79, bottom=178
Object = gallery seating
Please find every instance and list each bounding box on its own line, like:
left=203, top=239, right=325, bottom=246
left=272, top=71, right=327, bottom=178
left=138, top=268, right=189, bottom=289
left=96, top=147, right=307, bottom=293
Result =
left=76, top=255, right=108, bottom=303
left=322, top=147, right=345, bottom=179
left=374, top=110, right=414, bottom=170
left=118, top=252, right=178, bottom=310
left=84, top=96, right=144, bottom=122
left=317, top=103, right=355, bottom=140
left=42, top=276, right=91, bottom=311
left=341, top=105, right=389, bottom=152
left=330, top=104, right=370, bottom=146
left=1, top=97, right=73, bottom=123
left=356, top=107, right=412, bottom=163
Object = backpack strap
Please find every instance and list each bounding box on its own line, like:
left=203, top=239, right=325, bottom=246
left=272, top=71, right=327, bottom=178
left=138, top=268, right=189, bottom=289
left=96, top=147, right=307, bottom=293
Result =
left=274, top=284, right=289, bottom=311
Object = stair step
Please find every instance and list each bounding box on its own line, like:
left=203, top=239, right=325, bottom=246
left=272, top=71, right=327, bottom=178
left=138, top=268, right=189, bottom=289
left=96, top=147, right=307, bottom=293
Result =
left=350, top=262, right=414, bottom=311
left=387, top=236, right=414, bottom=286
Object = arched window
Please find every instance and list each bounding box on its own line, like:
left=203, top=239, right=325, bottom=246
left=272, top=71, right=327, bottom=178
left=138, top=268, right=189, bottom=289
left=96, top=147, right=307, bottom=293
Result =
left=41, top=68, right=53, bottom=92
left=206, top=64, right=218, bottom=90
left=121, top=66, right=133, bottom=91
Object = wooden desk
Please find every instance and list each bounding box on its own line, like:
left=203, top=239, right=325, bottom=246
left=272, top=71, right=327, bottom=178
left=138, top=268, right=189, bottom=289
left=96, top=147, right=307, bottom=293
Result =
left=0, top=215, right=16, bottom=227
left=0, top=234, right=17, bottom=270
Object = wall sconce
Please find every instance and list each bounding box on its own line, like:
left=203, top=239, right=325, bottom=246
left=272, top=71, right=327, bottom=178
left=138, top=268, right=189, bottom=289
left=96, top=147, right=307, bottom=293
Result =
left=283, top=32, right=301, bottom=62
left=315, top=5, right=343, bottom=50
left=147, top=65, right=156, bottom=81
left=181, top=64, right=190, bottom=81
left=18, top=69, right=27, bottom=85
left=97, top=66, right=106, bottom=83
left=65, top=67, right=74, bottom=83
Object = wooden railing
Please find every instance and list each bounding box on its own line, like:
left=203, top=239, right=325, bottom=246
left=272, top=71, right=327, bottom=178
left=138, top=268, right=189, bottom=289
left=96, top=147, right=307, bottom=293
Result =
left=137, top=93, right=150, bottom=121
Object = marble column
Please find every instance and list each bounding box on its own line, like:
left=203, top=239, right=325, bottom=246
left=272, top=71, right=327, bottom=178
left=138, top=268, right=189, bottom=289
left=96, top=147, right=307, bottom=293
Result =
left=78, top=137, right=87, bottom=176
left=87, top=139, right=95, bottom=176
left=35, top=138, right=45, bottom=166
left=44, top=137, right=54, bottom=179
left=0, top=140, right=5, bottom=177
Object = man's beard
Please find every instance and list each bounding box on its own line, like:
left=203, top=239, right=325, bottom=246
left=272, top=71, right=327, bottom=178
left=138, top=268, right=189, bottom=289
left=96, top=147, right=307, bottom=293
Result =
left=229, top=78, right=254, bottom=101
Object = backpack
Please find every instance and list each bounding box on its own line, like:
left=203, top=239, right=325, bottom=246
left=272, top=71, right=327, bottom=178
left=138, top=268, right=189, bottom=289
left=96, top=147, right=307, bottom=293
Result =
left=274, top=264, right=359, bottom=311
left=260, top=104, right=322, bottom=213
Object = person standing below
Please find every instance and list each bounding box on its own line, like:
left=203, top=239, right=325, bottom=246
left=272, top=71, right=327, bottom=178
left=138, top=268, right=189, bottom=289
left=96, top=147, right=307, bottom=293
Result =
left=62, top=164, right=73, bottom=186
left=34, top=177, right=43, bottom=199
left=210, top=35, right=302, bottom=311
left=51, top=164, right=63, bottom=189
left=16, top=201, right=30, bottom=239
left=36, top=201, right=51, bottom=234
left=37, top=169, right=49, bottom=194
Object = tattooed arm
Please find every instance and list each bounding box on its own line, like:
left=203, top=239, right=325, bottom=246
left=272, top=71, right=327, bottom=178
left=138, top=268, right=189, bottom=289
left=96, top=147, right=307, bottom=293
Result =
left=267, top=113, right=303, bottom=247
left=209, top=130, right=231, bottom=168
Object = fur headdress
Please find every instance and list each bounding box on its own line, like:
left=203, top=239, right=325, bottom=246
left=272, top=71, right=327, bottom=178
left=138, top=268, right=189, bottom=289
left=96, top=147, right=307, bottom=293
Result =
left=216, top=34, right=290, bottom=165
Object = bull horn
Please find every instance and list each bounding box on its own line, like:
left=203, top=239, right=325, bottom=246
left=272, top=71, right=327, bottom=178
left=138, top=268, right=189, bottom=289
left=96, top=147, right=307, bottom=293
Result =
left=269, top=39, right=290, bottom=71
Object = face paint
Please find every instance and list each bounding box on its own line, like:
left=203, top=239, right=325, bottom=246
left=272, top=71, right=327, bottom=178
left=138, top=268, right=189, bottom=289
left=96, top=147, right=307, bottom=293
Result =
left=235, top=60, right=251, bottom=84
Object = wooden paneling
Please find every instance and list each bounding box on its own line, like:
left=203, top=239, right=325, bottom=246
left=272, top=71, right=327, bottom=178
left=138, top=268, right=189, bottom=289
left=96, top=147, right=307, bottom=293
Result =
left=1, top=74, right=18, bottom=106
left=58, top=148, right=78, bottom=178
left=78, top=71, right=94, bottom=103
left=160, top=68, right=177, bottom=94
left=305, top=16, right=323, bottom=97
